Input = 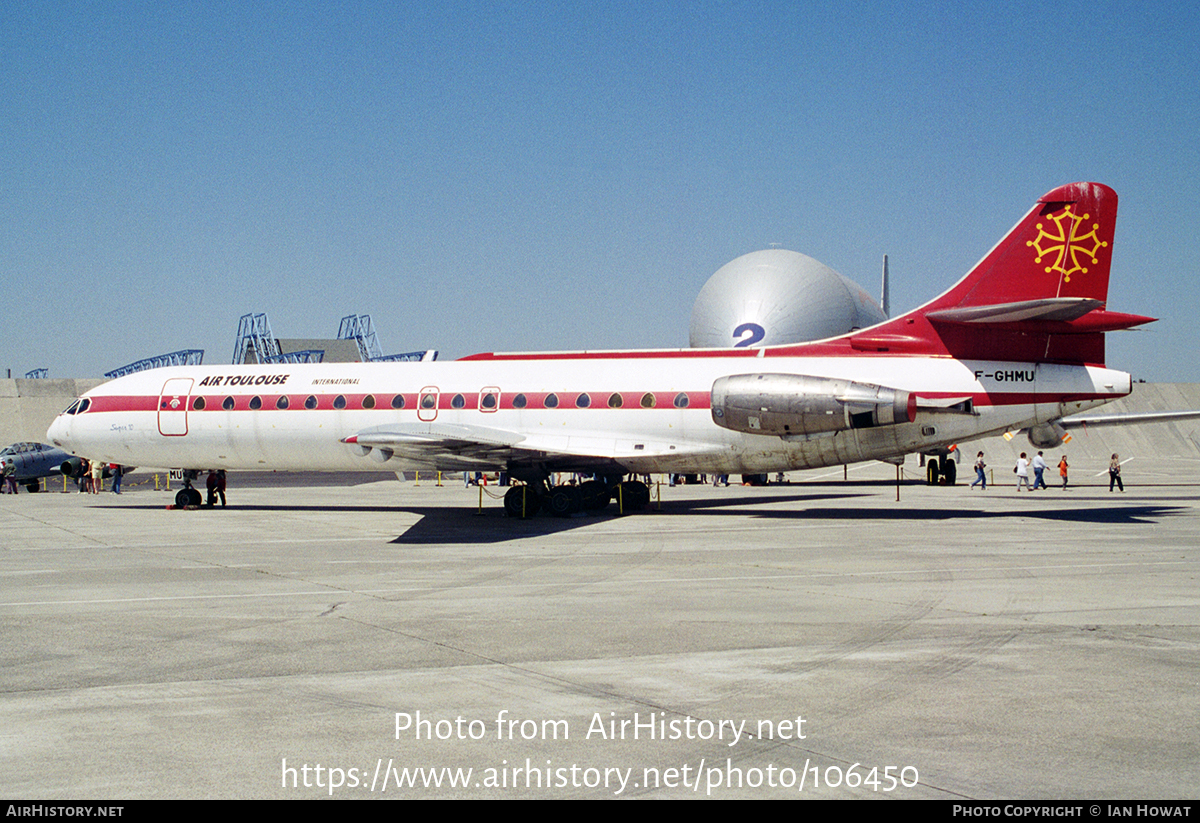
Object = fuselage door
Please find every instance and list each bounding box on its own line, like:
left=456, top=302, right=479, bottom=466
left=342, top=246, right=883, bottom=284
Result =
left=158, top=378, right=194, bottom=436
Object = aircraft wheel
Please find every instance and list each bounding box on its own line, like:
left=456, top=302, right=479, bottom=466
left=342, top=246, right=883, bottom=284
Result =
left=547, top=485, right=582, bottom=517
left=579, top=480, right=610, bottom=511
left=24, top=483, right=39, bottom=493
left=618, top=480, right=650, bottom=512
left=175, top=489, right=192, bottom=508
left=504, top=486, right=540, bottom=518
left=189, top=488, right=204, bottom=507
left=942, top=459, right=957, bottom=485
left=926, top=458, right=940, bottom=486
left=741, top=473, right=768, bottom=486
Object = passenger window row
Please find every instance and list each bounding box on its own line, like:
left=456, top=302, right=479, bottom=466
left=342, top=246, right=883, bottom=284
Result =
left=184, top=391, right=694, bottom=411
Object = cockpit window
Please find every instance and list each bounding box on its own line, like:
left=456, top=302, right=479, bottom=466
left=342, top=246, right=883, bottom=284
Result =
left=77, top=398, right=91, bottom=413
left=63, top=400, right=82, bottom=415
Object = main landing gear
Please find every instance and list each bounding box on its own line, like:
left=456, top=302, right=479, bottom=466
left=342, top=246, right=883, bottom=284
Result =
left=502, top=477, right=651, bottom=518
left=924, top=457, right=957, bottom=486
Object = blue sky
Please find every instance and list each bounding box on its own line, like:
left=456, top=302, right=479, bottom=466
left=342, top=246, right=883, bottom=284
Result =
left=4, top=1, right=1198, bottom=380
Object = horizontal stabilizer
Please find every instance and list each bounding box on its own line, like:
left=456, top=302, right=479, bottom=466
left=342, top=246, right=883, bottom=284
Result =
left=927, top=298, right=1103, bottom=324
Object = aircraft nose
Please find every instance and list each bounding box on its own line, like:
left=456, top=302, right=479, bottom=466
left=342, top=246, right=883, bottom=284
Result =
left=46, top=414, right=71, bottom=449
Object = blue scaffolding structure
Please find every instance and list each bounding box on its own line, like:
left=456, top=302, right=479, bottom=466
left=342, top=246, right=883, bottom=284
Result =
left=337, top=314, right=383, bottom=361
left=104, top=350, right=205, bottom=379
left=373, top=350, right=438, bottom=362
left=232, top=313, right=281, bottom=364
left=24, top=368, right=49, bottom=379
left=338, top=314, right=436, bottom=362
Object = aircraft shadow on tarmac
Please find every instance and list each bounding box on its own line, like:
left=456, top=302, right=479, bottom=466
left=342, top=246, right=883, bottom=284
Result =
left=389, top=489, right=1190, bottom=542
left=88, top=488, right=1190, bottom=544
left=385, top=493, right=1189, bottom=543
left=702, top=503, right=1187, bottom=525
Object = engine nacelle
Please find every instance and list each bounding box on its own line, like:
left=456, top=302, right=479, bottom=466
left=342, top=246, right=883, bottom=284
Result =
left=711, top=374, right=913, bottom=437
left=60, top=458, right=84, bottom=478
left=1027, top=421, right=1068, bottom=449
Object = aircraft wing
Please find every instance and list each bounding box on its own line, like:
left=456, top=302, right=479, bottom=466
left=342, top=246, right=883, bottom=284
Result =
left=343, top=423, right=526, bottom=470
left=343, top=422, right=724, bottom=473
left=1059, top=410, right=1200, bottom=428
left=1003, top=409, right=1200, bottom=449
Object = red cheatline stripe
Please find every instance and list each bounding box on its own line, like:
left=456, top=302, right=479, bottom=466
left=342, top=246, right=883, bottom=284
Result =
left=78, top=390, right=1115, bottom=415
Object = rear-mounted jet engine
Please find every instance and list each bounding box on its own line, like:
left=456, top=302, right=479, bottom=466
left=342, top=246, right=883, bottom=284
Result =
left=710, top=374, right=913, bottom=437
left=1026, top=420, right=1069, bottom=449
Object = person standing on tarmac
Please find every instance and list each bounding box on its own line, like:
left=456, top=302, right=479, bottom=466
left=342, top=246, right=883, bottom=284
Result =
left=205, top=470, right=227, bottom=507
left=1032, top=451, right=1049, bottom=490
left=970, top=452, right=987, bottom=489
left=1109, top=454, right=1125, bottom=492
left=1015, top=453, right=1031, bottom=491
left=90, top=457, right=103, bottom=494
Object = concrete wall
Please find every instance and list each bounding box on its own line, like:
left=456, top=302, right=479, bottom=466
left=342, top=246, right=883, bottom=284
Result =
left=0, top=379, right=104, bottom=445
left=968, top=383, right=1200, bottom=469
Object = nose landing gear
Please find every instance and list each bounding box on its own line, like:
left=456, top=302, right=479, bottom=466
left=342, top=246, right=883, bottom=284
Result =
left=173, top=469, right=204, bottom=508
left=174, top=487, right=203, bottom=507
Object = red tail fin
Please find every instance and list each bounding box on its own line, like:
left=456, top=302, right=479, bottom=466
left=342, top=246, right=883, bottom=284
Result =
left=932, top=181, right=1117, bottom=309
left=842, top=182, right=1152, bottom=365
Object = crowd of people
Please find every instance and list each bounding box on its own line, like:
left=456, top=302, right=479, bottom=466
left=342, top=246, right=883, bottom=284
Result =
left=61, top=458, right=124, bottom=494
left=966, top=450, right=1127, bottom=491
left=0, top=460, right=231, bottom=503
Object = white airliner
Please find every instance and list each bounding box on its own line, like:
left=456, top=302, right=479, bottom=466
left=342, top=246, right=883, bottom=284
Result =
left=48, top=182, right=1154, bottom=515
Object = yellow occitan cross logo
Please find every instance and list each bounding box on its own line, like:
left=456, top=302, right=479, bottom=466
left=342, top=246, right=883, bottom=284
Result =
left=1026, top=207, right=1108, bottom=282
